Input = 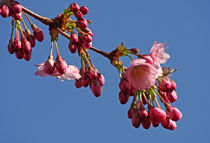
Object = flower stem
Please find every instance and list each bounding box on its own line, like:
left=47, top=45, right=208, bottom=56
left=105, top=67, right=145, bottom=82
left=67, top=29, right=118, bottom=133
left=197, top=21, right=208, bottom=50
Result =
left=54, top=40, right=60, bottom=56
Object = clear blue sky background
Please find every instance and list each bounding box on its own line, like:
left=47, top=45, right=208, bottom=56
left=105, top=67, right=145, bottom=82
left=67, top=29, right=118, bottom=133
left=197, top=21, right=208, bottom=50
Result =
left=0, top=0, right=210, bottom=143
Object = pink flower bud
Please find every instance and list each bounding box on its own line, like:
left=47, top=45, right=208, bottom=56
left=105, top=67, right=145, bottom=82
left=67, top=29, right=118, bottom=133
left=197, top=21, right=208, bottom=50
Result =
left=90, top=80, right=102, bottom=97
left=13, top=12, right=22, bottom=20
left=22, top=39, right=32, bottom=55
left=85, top=28, right=93, bottom=37
left=8, top=39, right=15, bottom=54
left=82, top=41, right=92, bottom=48
left=80, top=6, right=89, bottom=15
left=166, top=106, right=183, bottom=121
left=55, top=55, right=68, bottom=74
left=78, top=18, right=88, bottom=29
left=161, top=117, right=170, bottom=128
left=27, top=34, right=36, bottom=48
left=15, top=49, right=24, bottom=59
left=149, top=107, right=166, bottom=122
left=159, top=78, right=171, bottom=92
left=75, top=11, right=83, bottom=19
left=88, top=70, right=98, bottom=80
left=43, top=58, right=55, bottom=74
left=75, top=78, right=82, bottom=88
left=82, top=73, right=90, bottom=87
left=159, top=90, right=170, bottom=103
left=139, top=106, right=148, bottom=118
left=33, top=27, right=44, bottom=42
left=167, top=120, right=177, bottom=130
left=24, top=52, right=32, bottom=61
left=152, top=121, right=159, bottom=127
left=14, top=37, right=22, bottom=50
left=98, top=74, right=105, bottom=86
left=162, top=117, right=177, bottom=130
left=83, top=34, right=92, bottom=43
left=70, top=3, right=80, bottom=13
left=71, top=33, right=78, bottom=43
left=130, top=48, right=139, bottom=54
left=128, top=108, right=133, bottom=119
left=119, top=79, right=131, bottom=93
left=141, top=116, right=151, bottom=129
left=119, top=91, right=129, bottom=104
left=11, top=1, right=22, bottom=13
left=128, top=87, right=136, bottom=96
left=1, top=5, right=10, bottom=18
left=167, top=90, right=177, bottom=103
left=68, top=43, right=77, bottom=54
left=170, top=80, right=177, bottom=91
left=132, top=114, right=141, bottom=128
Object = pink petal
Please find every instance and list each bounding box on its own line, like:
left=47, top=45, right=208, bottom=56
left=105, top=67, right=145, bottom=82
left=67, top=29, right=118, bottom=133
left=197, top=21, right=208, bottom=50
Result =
left=126, top=62, right=158, bottom=90
left=57, top=65, right=81, bottom=81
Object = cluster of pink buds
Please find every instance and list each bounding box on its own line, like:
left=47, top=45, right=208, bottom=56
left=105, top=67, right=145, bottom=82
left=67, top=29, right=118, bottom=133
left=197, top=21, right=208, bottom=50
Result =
left=116, top=42, right=182, bottom=130
left=68, top=3, right=93, bottom=53
left=75, top=68, right=105, bottom=97
left=118, top=77, right=136, bottom=104
left=0, top=0, right=22, bottom=20
left=8, top=20, right=44, bottom=61
left=35, top=40, right=81, bottom=81
left=158, top=78, right=177, bottom=103
left=75, top=50, right=105, bottom=97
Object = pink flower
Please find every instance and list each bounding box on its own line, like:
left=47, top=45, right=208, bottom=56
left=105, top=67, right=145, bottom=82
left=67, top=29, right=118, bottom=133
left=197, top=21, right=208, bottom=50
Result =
left=150, top=41, right=170, bottom=64
left=35, top=59, right=80, bottom=81
left=57, top=65, right=81, bottom=81
left=126, top=58, right=158, bottom=90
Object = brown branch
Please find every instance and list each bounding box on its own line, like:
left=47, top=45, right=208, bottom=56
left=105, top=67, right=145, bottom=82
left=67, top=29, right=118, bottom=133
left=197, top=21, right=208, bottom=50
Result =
left=22, top=6, right=112, bottom=60
left=22, top=6, right=53, bottom=26
left=89, top=47, right=110, bottom=59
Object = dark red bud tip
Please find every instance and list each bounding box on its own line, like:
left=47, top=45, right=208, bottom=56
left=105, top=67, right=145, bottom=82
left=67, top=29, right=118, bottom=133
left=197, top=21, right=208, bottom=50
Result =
left=119, top=91, right=129, bottom=104
left=128, top=108, right=133, bottom=119
left=75, top=78, right=82, bottom=88
left=24, top=53, right=32, bottom=61
left=8, top=39, right=15, bottom=54
left=75, top=11, right=83, bottom=19
left=70, top=3, right=80, bottom=13
left=167, top=91, right=177, bottom=103
left=68, top=43, right=77, bottom=54
left=141, top=116, right=151, bottom=129
left=90, top=80, right=102, bottom=97
left=15, top=49, right=24, bottom=59
left=132, top=114, right=141, bottom=128
left=83, top=34, right=92, bottom=43
left=78, top=18, right=88, bottom=29
left=80, top=6, right=89, bottom=15
left=34, top=28, right=44, bottom=42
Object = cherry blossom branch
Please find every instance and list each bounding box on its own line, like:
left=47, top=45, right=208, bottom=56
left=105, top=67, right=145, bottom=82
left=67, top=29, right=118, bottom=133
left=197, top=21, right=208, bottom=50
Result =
left=22, top=6, right=53, bottom=26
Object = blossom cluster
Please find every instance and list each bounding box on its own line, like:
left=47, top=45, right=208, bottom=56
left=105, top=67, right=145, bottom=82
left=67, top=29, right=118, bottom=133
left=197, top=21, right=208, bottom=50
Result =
left=1, top=1, right=182, bottom=131
left=118, top=42, right=182, bottom=130
left=0, top=0, right=22, bottom=20
left=68, top=3, right=93, bottom=53
left=1, top=0, right=44, bottom=61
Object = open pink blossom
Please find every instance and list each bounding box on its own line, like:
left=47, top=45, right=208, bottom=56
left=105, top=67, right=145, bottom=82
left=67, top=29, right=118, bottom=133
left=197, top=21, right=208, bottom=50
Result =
left=57, top=65, right=81, bottom=81
left=126, top=59, right=158, bottom=90
left=35, top=60, right=80, bottom=81
left=150, top=41, right=170, bottom=64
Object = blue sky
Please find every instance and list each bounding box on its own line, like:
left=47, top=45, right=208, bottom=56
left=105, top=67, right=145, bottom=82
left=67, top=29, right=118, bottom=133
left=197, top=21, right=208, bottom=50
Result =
left=0, top=0, right=210, bottom=143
